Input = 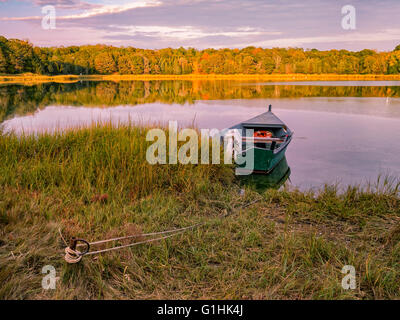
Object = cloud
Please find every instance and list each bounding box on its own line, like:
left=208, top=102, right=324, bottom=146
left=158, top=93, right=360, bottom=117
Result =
left=107, top=25, right=281, bottom=41
left=32, top=0, right=98, bottom=10
left=61, top=0, right=162, bottom=19
left=0, top=0, right=161, bottom=21
left=240, top=29, right=400, bottom=49
left=1, top=0, right=400, bottom=50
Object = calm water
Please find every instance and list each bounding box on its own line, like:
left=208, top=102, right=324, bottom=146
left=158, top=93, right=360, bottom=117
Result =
left=1, top=80, right=400, bottom=190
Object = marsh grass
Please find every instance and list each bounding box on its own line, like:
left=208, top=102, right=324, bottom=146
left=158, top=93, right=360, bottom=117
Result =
left=0, top=124, right=399, bottom=299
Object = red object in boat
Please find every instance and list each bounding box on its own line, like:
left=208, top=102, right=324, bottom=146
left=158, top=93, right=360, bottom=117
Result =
left=254, top=130, right=273, bottom=138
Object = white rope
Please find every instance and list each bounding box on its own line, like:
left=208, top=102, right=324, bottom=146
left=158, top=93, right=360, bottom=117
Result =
left=64, top=231, right=185, bottom=263
left=85, top=231, right=185, bottom=255
left=64, top=246, right=83, bottom=264
left=62, top=198, right=261, bottom=264
left=76, top=223, right=202, bottom=247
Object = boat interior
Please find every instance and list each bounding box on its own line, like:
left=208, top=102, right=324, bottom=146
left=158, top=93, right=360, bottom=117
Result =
left=241, top=125, right=289, bottom=151
left=228, top=105, right=292, bottom=152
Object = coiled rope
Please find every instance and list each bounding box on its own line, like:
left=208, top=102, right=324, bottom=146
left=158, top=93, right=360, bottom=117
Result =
left=61, top=198, right=260, bottom=264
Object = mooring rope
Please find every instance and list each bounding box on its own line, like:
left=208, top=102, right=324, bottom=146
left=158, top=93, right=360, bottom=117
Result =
left=64, top=231, right=187, bottom=264
left=64, top=246, right=84, bottom=264
left=62, top=197, right=261, bottom=264
left=76, top=223, right=203, bottom=247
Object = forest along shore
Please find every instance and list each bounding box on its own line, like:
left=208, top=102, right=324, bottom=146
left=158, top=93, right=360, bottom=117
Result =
left=1, top=37, right=400, bottom=76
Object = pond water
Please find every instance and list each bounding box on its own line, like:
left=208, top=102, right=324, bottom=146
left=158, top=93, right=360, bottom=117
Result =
left=1, top=80, right=399, bottom=190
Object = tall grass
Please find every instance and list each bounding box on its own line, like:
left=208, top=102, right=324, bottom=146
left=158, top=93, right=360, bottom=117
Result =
left=0, top=124, right=399, bottom=300
left=0, top=123, right=233, bottom=202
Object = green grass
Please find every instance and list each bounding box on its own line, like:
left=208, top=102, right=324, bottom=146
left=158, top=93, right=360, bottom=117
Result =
left=0, top=125, right=399, bottom=299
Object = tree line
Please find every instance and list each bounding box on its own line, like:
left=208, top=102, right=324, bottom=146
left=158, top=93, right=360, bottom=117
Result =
left=2, top=81, right=400, bottom=122
left=1, top=36, right=400, bottom=75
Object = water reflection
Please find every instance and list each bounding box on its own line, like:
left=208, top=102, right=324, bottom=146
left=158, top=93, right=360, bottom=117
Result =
left=1, top=80, right=400, bottom=122
left=240, top=156, right=291, bottom=192
left=1, top=102, right=267, bottom=133
left=3, top=97, right=400, bottom=134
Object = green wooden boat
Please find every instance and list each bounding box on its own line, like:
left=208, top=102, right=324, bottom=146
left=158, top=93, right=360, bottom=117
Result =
left=230, top=105, right=293, bottom=174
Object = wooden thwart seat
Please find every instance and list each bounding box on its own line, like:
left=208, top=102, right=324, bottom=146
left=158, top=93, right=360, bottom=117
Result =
left=242, top=137, right=285, bottom=143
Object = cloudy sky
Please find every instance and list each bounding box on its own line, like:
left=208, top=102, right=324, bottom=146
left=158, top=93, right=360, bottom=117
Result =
left=0, top=0, right=399, bottom=51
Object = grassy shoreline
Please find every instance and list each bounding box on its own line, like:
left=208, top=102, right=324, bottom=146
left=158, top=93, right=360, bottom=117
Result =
left=0, top=125, right=399, bottom=299
left=2, top=73, right=400, bottom=84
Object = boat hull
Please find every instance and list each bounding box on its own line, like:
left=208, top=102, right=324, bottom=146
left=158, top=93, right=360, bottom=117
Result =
left=237, top=140, right=290, bottom=174
left=239, top=156, right=291, bottom=191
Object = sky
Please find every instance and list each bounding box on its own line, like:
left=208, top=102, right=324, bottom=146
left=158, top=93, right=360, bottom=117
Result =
left=0, top=0, right=399, bottom=51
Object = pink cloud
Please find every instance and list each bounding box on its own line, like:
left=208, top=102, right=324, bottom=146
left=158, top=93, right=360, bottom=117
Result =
left=32, top=0, right=99, bottom=10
